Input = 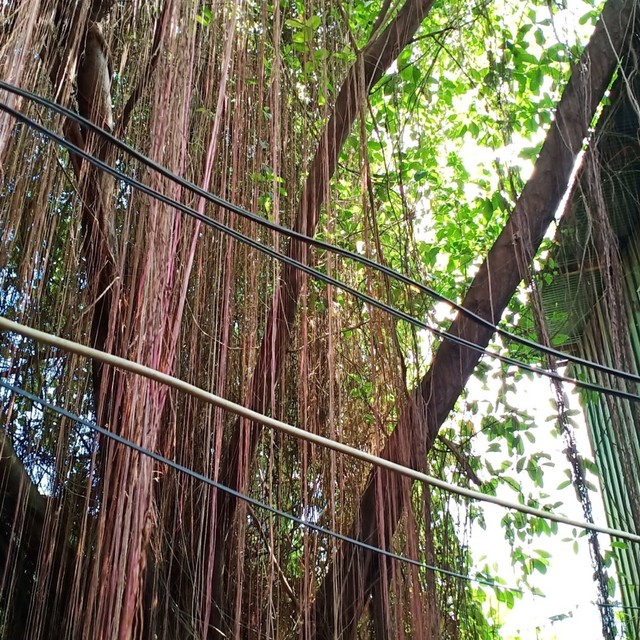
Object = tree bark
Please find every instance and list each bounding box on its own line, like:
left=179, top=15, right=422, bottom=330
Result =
left=0, top=430, right=51, bottom=636
left=311, top=1, right=638, bottom=637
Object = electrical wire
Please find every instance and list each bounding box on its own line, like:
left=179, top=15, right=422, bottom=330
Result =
left=3, top=371, right=637, bottom=618
left=1, top=81, right=640, bottom=388
left=2, top=101, right=640, bottom=406
left=597, top=601, right=640, bottom=610
left=2, top=316, right=639, bottom=544
left=0, top=378, right=519, bottom=594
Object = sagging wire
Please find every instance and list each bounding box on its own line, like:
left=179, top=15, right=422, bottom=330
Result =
left=597, top=601, right=640, bottom=610
left=0, top=377, right=521, bottom=594
left=1, top=98, right=640, bottom=405
left=1, top=81, right=640, bottom=387
left=3, top=379, right=637, bottom=622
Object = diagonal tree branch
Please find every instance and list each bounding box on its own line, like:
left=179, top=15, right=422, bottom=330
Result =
left=210, top=0, right=437, bottom=631
left=311, top=1, right=638, bottom=637
left=241, top=0, right=437, bottom=434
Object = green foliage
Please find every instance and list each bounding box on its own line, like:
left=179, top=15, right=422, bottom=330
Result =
left=310, top=1, right=602, bottom=629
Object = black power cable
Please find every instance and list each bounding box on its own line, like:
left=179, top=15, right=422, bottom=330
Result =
left=2, top=100, right=640, bottom=403
left=1, top=81, right=639, bottom=388
left=0, top=378, right=521, bottom=594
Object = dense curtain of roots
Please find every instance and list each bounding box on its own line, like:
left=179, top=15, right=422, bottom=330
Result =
left=1, top=1, right=484, bottom=638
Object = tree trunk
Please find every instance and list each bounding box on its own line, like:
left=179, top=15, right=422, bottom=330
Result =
left=311, top=1, right=638, bottom=637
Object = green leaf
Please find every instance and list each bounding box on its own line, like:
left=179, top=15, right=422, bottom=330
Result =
left=306, top=15, right=321, bottom=30
left=285, top=18, right=305, bottom=29
left=532, top=558, right=547, bottom=575
left=196, top=8, right=213, bottom=26
left=578, top=9, right=598, bottom=26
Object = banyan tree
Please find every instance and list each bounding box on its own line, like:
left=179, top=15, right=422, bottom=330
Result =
left=0, top=0, right=637, bottom=638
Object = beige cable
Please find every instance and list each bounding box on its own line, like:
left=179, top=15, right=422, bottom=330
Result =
left=1, top=315, right=638, bottom=543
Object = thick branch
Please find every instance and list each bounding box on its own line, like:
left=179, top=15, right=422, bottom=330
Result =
left=211, top=0, right=436, bottom=632
left=311, top=1, right=638, bottom=637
